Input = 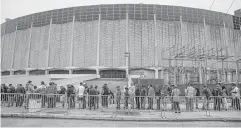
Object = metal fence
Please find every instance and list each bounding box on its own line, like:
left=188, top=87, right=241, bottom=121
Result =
left=1, top=93, right=240, bottom=116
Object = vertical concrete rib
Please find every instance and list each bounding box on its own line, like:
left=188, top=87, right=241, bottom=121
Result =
left=11, top=25, right=18, bottom=72
left=69, top=16, right=75, bottom=68
left=46, top=19, right=52, bottom=70
left=27, top=22, right=33, bottom=68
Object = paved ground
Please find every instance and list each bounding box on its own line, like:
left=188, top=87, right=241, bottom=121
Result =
left=2, top=106, right=241, bottom=121
left=2, top=118, right=241, bottom=127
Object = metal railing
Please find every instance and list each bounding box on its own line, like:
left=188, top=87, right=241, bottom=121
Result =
left=1, top=93, right=240, bottom=116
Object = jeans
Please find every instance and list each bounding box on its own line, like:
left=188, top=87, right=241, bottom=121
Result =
left=222, top=97, right=228, bottom=110
left=47, top=97, right=54, bottom=108
left=116, top=98, right=121, bottom=109
left=124, top=97, right=129, bottom=108
left=148, top=97, right=153, bottom=109
left=233, top=97, right=240, bottom=110
left=140, top=97, right=145, bottom=109
left=187, top=98, right=194, bottom=111
left=16, top=95, right=24, bottom=107
left=156, top=97, right=161, bottom=110
left=102, top=96, right=108, bottom=108
left=214, top=98, right=221, bottom=111
left=135, top=97, right=140, bottom=109
left=173, top=102, right=180, bottom=112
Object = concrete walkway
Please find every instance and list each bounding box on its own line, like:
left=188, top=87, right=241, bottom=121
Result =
left=1, top=107, right=241, bottom=121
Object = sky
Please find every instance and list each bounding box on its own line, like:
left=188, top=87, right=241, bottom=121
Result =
left=1, top=0, right=241, bottom=23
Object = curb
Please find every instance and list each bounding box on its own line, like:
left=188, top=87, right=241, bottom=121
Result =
left=2, top=113, right=241, bottom=122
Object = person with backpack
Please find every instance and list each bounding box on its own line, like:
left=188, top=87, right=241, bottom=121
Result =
left=202, top=84, right=211, bottom=110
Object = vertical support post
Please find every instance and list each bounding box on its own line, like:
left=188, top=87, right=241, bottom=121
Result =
left=154, top=14, right=158, bottom=79
left=203, top=18, right=208, bottom=85
left=27, top=22, right=33, bottom=68
left=125, top=12, right=129, bottom=79
left=11, top=25, right=18, bottom=73
left=96, top=13, right=101, bottom=77
left=180, top=16, right=184, bottom=67
left=69, top=16, right=75, bottom=70
left=46, top=19, right=52, bottom=73
left=236, top=60, right=240, bottom=85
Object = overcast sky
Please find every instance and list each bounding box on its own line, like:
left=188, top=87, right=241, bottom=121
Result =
left=1, top=0, right=241, bottom=23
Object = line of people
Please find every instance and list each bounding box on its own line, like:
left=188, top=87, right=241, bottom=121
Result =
left=1, top=81, right=240, bottom=112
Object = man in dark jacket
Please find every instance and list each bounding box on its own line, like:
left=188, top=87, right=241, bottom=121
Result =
left=102, top=84, right=109, bottom=108
left=88, top=85, right=96, bottom=109
left=94, top=86, right=99, bottom=109
left=140, top=85, right=147, bottom=109
left=202, top=85, right=211, bottom=110
left=7, top=84, right=15, bottom=107
left=135, top=84, right=140, bottom=109
left=212, top=83, right=222, bottom=111
left=16, top=84, right=25, bottom=107
left=67, top=84, right=75, bottom=109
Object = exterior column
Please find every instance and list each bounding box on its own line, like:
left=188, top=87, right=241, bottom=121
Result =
left=96, top=13, right=101, bottom=77
left=236, top=60, right=240, bottom=84
left=154, top=69, right=158, bottom=79
left=10, top=70, right=14, bottom=76
left=27, top=22, right=33, bottom=68
left=125, top=12, right=129, bottom=78
left=198, top=64, right=202, bottom=84
left=46, top=19, right=52, bottom=68
left=45, top=70, right=49, bottom=75
left=154, top=14, right=158, bottom=69
left=26, top=70, right=30, bottom=76
left=227, top=71, right=232, bottom=83
left=160, top=69, right=164, bottom=79
left=69, top=69, right=73, bottom=74
left=69, top=16, right=75, bottom=68
left=11, top=25, right=18, bottom=70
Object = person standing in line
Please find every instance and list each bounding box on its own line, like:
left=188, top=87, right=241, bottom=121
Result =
left=94, top=86, right=100, bottom=109
left=7, top=84, right=15, bottom=107
left=59, top=86, right=66, bottom=108
left=83, top=83, right=88, bottom=109
left=135, top=84, right=140, bottom=109
left=202, top=85, right=211, bottom=110
left=25, top=81, right=34, bottom=109
left=231, top=83, right=240, bottom=110
left=184, top=84, right=189, bottom=111
left=140, top=85, right=147, bottom=109
left=39, top=81, right=47, bottom=108
left=129, top=83, right=136, bottom=109
left=167, top=84, right=174, bottom=110
left=16, top=84, right=25, bottom=107
left=156, top=86, right=162, bottom=110
left=186, top=83, right=196, bottom=111
left=47, top=82, right=57, bottom=108
left=172, top=85, right=181, bottom=113
left=212, top=83, right=222, bottom=111
left=221, top=86, right=228, bottom=111
left=194, top=84, right=200, bottom=109
left=124, top=87, right=129, bottom=109
left=76, top=82, right=85, bottom=109
left=148, top=85, right=155, bottom=110
left=88, top=85, right=96, bottom=110
left=66, top=84, right=74, bottom=109
left=116, top=86, right=121, bottom=110
left=102, top=84, right=109, bottom=108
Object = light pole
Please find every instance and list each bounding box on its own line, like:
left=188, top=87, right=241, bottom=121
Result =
left=125, top=52, right=130, bottom=87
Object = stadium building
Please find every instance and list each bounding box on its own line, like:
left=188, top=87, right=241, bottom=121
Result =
left=1, top=4, right=241, bottom=86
